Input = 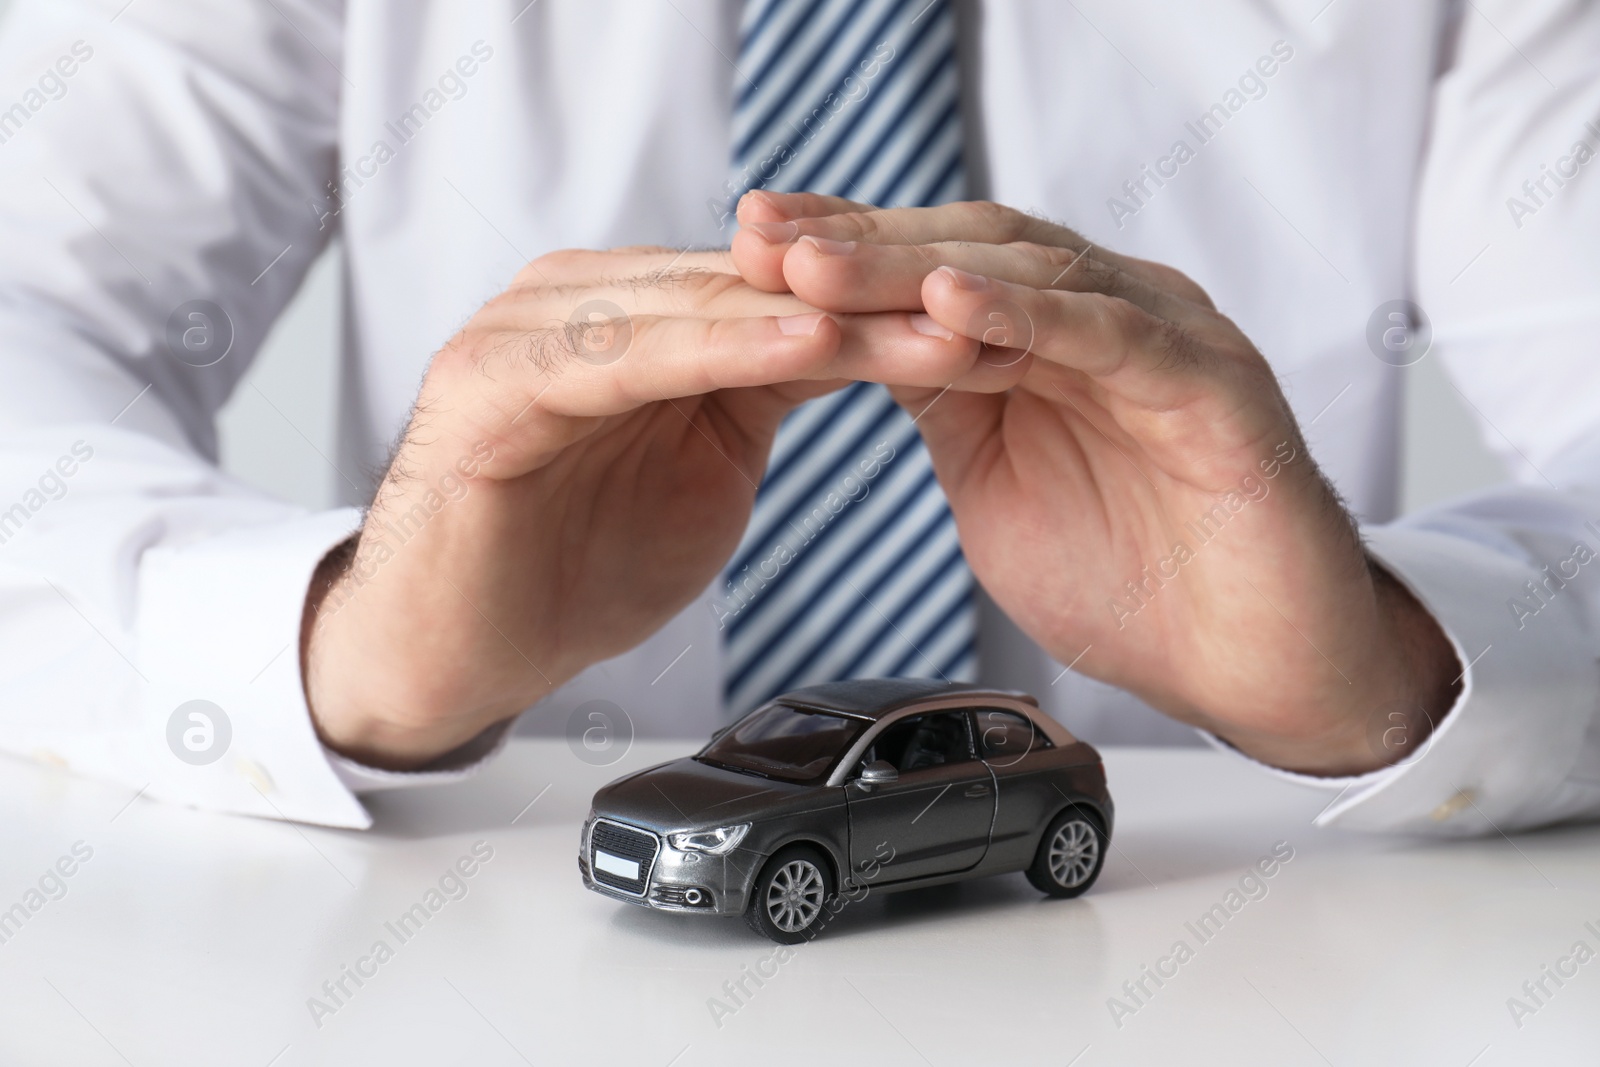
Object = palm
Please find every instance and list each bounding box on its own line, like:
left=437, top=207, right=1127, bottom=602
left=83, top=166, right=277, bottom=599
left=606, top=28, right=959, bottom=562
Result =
left=908, top=361, right=1362, bottom=739
left=505, top=382, right=838, bottom=670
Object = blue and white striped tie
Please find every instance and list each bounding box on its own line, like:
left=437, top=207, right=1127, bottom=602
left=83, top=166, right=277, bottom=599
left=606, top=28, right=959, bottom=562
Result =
left=719, top=0, right=977, bottom=715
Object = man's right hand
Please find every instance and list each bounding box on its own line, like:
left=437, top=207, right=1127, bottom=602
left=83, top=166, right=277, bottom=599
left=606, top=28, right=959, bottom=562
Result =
left=302, top=248, right=982, bottom=769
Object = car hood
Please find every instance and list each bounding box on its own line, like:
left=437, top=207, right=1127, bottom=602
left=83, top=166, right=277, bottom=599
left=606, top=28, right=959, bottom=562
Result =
left=592, top=756, right=821, bottom=832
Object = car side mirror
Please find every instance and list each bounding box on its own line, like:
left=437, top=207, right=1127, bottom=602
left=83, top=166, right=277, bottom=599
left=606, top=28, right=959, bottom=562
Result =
left=709, top=724, right=732, bottom=742
left=856, top=760, right=899, bottom=791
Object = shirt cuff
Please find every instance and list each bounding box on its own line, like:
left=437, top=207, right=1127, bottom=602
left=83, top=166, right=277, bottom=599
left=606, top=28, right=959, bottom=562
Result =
left=1202, top=524, right=1599, bottom=835
left=135, top=508, right=377, bottom=828
left=322, top=718, right=515, bottom=793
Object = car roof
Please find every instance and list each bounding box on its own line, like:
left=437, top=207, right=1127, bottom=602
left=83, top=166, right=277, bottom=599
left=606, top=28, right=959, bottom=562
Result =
left=777, top=678, right=1039, bottom=721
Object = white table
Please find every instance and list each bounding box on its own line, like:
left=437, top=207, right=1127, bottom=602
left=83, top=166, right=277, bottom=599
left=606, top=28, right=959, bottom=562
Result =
left=3, top=739, right=1597, bottom=1066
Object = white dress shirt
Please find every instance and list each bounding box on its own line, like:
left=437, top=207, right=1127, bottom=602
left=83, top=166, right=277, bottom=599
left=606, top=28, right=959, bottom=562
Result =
left=0, top=0, right=1596, bottom=833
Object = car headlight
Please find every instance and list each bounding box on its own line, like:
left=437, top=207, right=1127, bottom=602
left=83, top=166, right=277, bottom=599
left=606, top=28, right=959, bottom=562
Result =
left=669, top=824, right=750, bottom=854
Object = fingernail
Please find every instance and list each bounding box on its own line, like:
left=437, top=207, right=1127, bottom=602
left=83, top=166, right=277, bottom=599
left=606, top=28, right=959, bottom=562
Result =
left=746, top=220, right=799, bottom=244
left=739, top=189, right=772, bottom=211
left=909, top=313, right=954, bottom=340
left=778, top=312, right=826, bottom=336
left=802, top=235, right=857, bottom=256
left=938, top=265, right=989, bottom=290
left=740, top=190, right=787, bottom=217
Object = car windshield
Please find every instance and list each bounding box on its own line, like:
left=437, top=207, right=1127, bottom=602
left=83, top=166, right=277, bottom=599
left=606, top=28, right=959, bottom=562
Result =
left=697, top=704, right=867, bottom=785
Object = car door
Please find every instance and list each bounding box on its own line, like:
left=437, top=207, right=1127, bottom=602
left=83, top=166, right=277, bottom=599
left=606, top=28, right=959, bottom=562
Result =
left=970, top=706, right=1069, bottom=867
left=844, top=710, right=995, bottom=884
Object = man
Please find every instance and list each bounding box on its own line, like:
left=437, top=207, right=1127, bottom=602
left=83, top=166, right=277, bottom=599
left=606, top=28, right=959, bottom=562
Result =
left=0, top=0, right=1595, bottom=834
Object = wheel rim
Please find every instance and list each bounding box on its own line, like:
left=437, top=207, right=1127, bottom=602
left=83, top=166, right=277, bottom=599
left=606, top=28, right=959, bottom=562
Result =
left=764, top=859, right=825, bottom=932
left=1047, top=820, right=1099, bottom=888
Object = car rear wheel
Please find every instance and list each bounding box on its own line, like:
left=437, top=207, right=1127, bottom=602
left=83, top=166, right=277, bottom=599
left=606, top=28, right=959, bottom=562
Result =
left=745, top=845, right=834, bottom=944
left=1026, top=807, right=1106, bottom=898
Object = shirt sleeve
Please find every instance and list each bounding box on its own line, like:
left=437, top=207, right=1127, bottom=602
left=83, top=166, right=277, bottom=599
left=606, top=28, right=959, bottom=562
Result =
left=0, top=0, right=413, bottom=828
left=1204, top=0, right=1600, bottom=836
left=1203, top=517, right=1600, bottom=836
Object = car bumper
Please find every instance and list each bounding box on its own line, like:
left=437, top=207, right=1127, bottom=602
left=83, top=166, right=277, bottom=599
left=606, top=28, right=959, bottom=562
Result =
left=579, top=817, right=756, bottom=916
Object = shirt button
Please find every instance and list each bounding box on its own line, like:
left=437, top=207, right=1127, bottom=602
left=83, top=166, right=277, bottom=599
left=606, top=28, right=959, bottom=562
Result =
left=1430, top=788, right=1475, bottom=821
left=234, top=758, right=275, bottom=794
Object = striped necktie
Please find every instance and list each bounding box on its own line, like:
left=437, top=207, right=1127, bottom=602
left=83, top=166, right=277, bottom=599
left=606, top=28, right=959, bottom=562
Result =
left=719, top=0, right=976, bottom=716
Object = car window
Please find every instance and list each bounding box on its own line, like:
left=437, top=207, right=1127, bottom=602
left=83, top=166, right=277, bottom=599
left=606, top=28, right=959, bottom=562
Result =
left=862, top=711, right=974, bottom=774
left=971, top=707, right=1053, bottom=762
left=697, top=704, right=867, bottom=785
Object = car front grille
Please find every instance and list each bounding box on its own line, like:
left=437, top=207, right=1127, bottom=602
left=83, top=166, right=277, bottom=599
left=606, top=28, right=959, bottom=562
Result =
left=589, top=819, right=659, bottom=896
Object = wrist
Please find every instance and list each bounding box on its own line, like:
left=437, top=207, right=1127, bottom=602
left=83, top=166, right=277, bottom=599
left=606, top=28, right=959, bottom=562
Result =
left=1213, top=554, right=1462, bottom=777
left=299, top=534, right=511, bottom=770
left=1361, top=556, right=1462, bottom=764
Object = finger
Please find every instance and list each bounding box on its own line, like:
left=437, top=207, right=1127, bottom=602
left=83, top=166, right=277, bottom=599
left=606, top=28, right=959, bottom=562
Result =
left=779, top=201, right=1070, bottom=255
left=511, top=247, right=738, bottom=290
left=486, top=267, right=819, bottom=326
left=921, top=268, right=1225, bottom=411
left=731, top=191, right=876, bottom=292
left=768, top=201, right=1213, bottom=306
left=736, top=189, right=870, bottom=226
left=782, top=236, right=1207, bottom=325
left=820, top=312, right=1028, bottom=394
left=468, top=309, right=1000, bottom=422
left=463, top=313, right=844, bottom=424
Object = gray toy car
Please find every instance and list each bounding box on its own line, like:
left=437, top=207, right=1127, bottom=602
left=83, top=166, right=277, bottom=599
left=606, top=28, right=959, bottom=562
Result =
left=579, top=677, right=1113, bottom=943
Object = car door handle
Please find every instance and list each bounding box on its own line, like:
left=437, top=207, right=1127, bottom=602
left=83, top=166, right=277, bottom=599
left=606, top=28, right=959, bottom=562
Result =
left=963, top=783, right=991, bottom=798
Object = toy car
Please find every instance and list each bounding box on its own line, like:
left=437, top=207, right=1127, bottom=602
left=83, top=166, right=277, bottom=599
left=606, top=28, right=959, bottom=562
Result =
left=579, top=678, right=1113, bottom=943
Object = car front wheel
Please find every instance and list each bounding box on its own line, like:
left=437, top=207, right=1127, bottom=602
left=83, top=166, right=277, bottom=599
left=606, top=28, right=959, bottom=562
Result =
left=745, top=845, right=834, bottom=944
left=1026, top=807, right=1106, bottom=898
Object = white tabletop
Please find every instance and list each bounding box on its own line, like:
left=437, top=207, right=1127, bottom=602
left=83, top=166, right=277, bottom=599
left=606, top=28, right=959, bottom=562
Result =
left=3, top=738, right=1597, bottom=1066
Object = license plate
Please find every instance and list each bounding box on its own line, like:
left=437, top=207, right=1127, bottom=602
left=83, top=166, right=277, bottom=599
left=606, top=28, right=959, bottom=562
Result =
left=594, top=850, right=640, bottom=880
